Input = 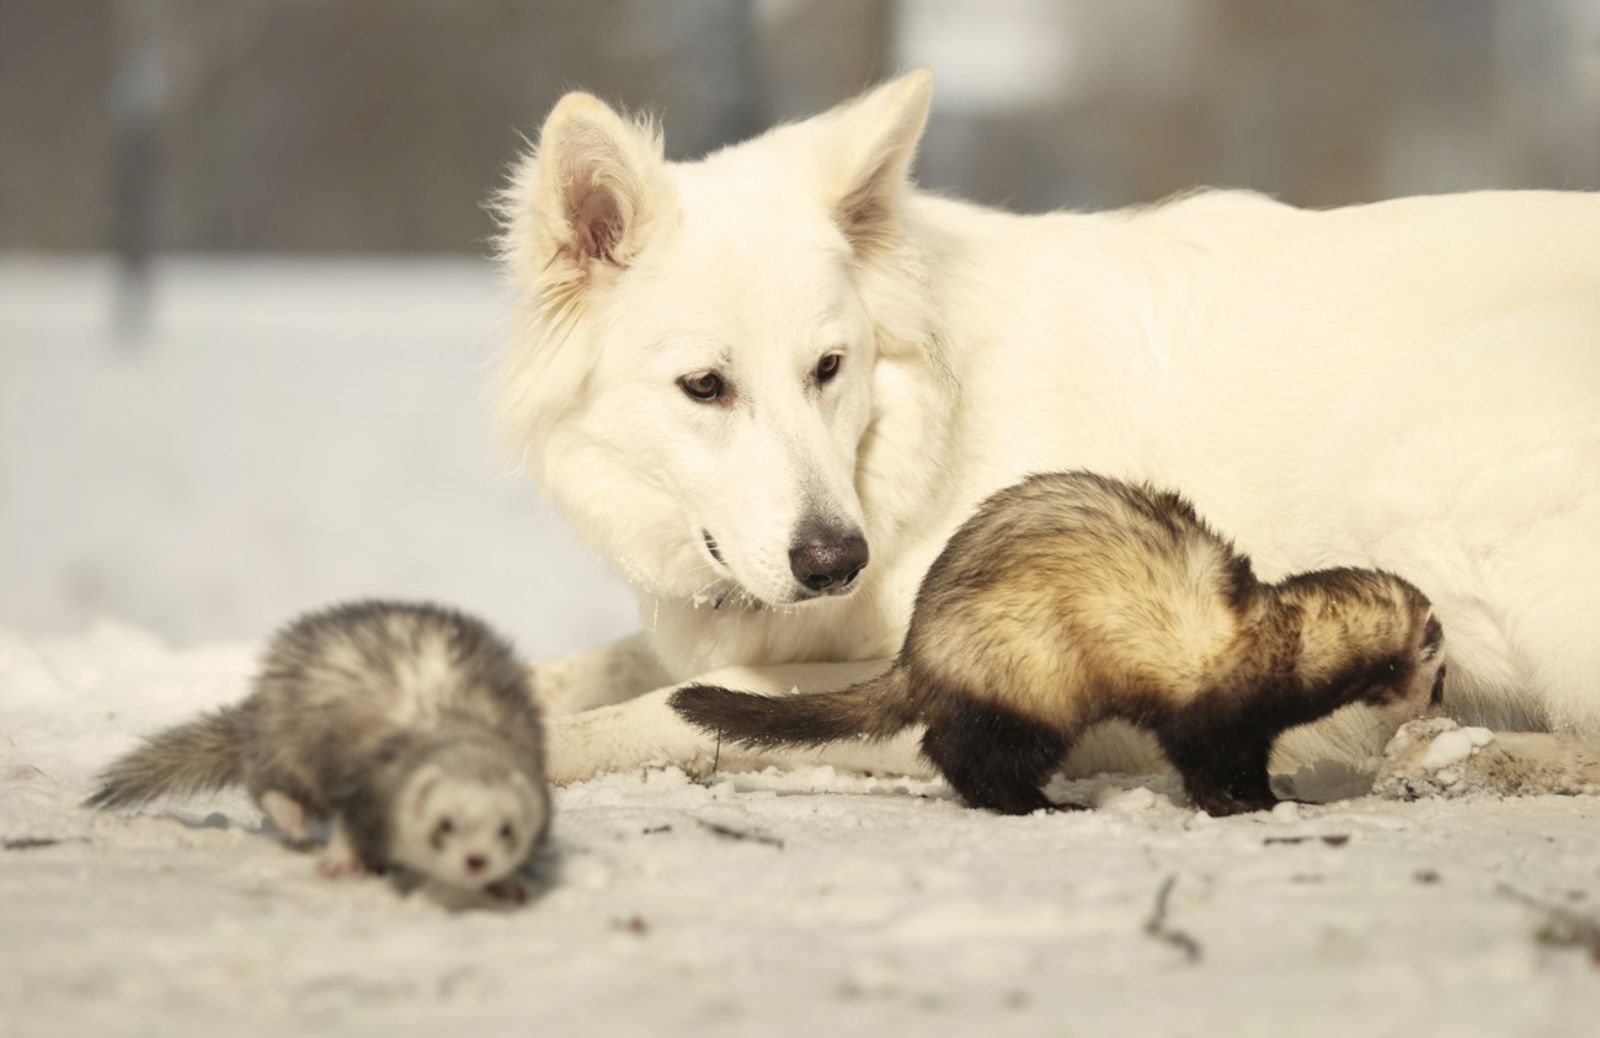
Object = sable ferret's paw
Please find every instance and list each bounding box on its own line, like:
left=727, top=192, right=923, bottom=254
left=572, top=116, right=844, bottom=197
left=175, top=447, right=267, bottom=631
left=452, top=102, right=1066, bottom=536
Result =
left=1186, top=786, right=1278, bottom=817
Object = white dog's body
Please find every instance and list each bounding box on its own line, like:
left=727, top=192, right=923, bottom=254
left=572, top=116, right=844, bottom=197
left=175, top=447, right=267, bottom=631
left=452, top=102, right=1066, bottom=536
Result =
left=495, top=73, right=1600, bottom=784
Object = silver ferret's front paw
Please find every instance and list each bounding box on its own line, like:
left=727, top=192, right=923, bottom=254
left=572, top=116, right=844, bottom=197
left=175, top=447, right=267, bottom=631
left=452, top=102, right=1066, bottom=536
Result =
left=315, top=819, right=368, bottom=878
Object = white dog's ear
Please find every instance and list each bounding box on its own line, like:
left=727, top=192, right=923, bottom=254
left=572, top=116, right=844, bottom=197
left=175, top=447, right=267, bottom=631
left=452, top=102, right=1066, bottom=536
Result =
left=499, top=92, right=671, bottom=310
left=824, top=70, right=933, bottom=253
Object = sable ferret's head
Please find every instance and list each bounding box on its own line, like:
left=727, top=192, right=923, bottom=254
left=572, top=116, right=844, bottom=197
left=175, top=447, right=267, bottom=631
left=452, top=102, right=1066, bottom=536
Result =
left=1360, top=605, right=1447, bottom=725
left=1279, top=568, right=1447, bottom=722
left=390, top=753, right=545, bottom=890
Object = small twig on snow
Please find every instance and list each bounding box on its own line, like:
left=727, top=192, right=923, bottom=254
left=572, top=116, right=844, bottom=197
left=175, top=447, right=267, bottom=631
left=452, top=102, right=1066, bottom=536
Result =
left=1144, top=874, right=1203, bottom=963
left=2, top=836, right=80, bottom=851
left=696, top=819, right=784, bottom=849
left=1496, top=883, right=1600, bottom=965
left=1263, top=834, right=1350, bottom=847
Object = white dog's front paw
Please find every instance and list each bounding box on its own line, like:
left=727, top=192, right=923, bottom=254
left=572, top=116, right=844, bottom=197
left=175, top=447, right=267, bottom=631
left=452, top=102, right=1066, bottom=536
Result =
left=544, top=689, right=716, bottom=784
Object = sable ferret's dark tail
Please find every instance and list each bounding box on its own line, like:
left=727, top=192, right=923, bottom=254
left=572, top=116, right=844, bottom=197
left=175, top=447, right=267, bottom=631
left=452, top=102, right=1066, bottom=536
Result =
left=670, top=667, right=918, bottom=749
left=83, top=706, right=246, bottom=809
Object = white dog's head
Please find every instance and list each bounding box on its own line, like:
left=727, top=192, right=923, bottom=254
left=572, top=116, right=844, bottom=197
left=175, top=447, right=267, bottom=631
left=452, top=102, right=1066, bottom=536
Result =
left=495, top=72, right=946, bottom=608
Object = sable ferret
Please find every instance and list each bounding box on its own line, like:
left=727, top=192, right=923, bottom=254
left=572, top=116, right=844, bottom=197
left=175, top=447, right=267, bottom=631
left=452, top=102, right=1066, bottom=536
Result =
left=87, top=600, right=551, bottom=895
left=674, top=472, right=1447, bottom=816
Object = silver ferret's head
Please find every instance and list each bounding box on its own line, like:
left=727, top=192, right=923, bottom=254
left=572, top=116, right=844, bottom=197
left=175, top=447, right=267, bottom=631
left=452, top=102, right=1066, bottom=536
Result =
left=390, top=761, right=545, bottom=890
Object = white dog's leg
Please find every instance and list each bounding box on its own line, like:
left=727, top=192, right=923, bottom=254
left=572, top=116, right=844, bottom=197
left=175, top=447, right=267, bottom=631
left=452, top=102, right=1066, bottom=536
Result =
left=543, top=659, right=933, bottom=784
left=529, top=632, right=672, bottom=716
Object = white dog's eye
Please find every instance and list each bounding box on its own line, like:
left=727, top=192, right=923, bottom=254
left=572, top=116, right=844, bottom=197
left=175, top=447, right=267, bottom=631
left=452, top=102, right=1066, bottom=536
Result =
left=815, top=352, right=843, bottom=384
left=678, top=371, right=725, bottom=402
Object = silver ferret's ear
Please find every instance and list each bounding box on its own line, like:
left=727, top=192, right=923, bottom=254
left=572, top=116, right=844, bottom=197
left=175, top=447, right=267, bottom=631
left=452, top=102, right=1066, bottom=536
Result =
left=508, top=769, right=544, bottom=817
left=496, top=92, right=673, bottom=294
left=406, top=762, right=444, bottom=814
left=819, top=69, right=933, bottom=254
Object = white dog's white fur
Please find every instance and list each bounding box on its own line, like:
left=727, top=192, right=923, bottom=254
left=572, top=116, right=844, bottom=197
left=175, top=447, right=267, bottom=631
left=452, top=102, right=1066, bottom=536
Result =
left=494, top=71, right=1600, bottom=785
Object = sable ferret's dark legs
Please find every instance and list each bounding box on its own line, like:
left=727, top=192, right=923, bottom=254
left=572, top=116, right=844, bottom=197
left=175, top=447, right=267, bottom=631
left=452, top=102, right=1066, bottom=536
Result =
left=1160, top=727, right=1278, bottom=816
left=919, top=694, right=1067, bottom=815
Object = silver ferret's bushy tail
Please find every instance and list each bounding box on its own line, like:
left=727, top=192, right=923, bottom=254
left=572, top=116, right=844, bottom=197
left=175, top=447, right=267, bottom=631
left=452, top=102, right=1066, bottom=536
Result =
left=670, top=666, right=918, bottom=749
left=83, top=706, right=246, bottom=809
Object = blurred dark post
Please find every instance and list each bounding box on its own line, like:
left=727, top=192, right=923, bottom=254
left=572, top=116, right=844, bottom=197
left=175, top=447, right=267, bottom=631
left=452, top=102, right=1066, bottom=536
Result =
left=748, top=0, right=898, bottom=122
left=716, top=2, right=758, bottom=145
left=110, top=0, right=164, bottom=340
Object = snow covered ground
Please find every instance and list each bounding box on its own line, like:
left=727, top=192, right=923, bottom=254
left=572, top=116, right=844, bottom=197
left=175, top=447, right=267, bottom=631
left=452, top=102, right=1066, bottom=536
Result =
left=4, top=260, right=1599, bottom=1036
left=5, top=623, right=1600, bottom=1038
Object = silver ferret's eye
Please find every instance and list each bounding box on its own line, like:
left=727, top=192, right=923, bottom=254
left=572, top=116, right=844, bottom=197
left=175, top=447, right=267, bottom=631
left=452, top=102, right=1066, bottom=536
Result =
left=498, top=822, right=514, bottom=842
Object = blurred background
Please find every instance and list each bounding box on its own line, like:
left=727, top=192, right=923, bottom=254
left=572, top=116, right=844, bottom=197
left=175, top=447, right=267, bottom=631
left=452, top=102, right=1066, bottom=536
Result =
left=3, top=1, right=1599, bottom=657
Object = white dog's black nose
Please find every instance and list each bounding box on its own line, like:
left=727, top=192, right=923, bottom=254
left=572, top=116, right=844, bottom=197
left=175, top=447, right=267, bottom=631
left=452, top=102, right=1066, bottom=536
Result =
left=789, top=521, right=868, bottom=593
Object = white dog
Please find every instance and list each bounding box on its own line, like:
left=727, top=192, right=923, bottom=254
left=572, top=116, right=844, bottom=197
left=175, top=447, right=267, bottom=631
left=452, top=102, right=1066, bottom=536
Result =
left=493, top=71, right=1600, bottom=785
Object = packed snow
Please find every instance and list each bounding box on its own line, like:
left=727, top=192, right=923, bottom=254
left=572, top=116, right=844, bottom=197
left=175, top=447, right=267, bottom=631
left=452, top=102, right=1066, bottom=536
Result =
left=4, top=261, right=1599, bottom=1036
left=1375, top=718, right=1600, bottom=802
left=1417, top=725, right=1497, bottom=772
left=5, top=622, right=1600, bottom=1037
